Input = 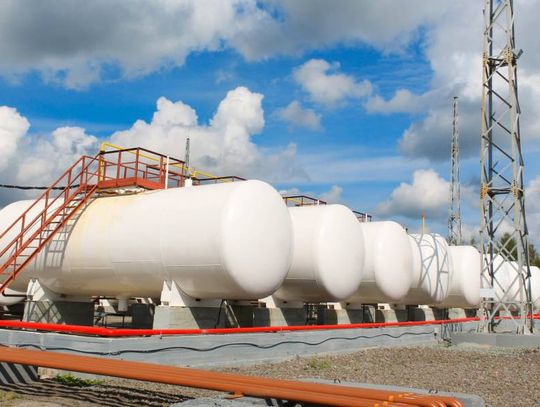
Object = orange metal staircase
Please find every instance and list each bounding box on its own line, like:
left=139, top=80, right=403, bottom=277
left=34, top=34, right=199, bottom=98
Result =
left=0, top=155, right=101, bottom=294
left=0, top=147, right=188, bottom=295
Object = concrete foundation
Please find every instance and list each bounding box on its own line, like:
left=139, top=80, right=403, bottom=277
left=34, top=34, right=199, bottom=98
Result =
left=253, top=307, right=306, bottom=327
left=154, top=305, right=224, bottom=329
left=0, top=321, right=467, bottom=368
left=23, top=301, right=94, bottom=326
left=153, top=304, right=254, bottom=329
left=375, top=308, right=408, bottom=322
left=450, top=331, right=540, bottom=348
left=409, top=306, right=436, bottom=321
left=225, top=304, right=254, bottom=328
left=22, top=279, right=94, bottom=326
left=131, top=303, right=155, bottom=329
left=319, top=307, right=376, bottom=324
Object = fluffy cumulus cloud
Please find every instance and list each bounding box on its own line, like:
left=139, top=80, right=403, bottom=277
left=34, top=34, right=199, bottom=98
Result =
left=375, top=0, right=540, bottom=162
left=279, top=185, right=343, bottom=205
left=320, top=185, right=343, bottom=204
left=0, top=0, right=444, bottom=89
left=365, top=89, right=425, bottom=115
left=293, top=59, right=372, bottom=106
left=398, top=98, right=480, bottom=161
left=275, top=101, right=322, bottom=131
left=0, top=107, right=30, bottom=170
left=0, top=86, right=308, bottom=206
left=376, top=169, right=449, bottom=220
left=111, top=86, right=305, bottom=179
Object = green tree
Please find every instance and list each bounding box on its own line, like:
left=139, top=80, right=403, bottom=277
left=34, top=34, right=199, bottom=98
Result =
left=496, top=232, right=540, bottom=268
left=498, top=232, right=517, bottom=260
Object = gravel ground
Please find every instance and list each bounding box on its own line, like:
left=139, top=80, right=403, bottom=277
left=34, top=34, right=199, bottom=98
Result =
left=1, top=343, right=538, bottom=407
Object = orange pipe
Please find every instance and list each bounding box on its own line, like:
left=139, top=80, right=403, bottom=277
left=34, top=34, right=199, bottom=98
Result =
left=0, top=347, right=462, bottom=407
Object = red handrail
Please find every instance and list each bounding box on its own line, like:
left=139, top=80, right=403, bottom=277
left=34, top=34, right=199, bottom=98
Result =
left=0, top=317, right=480, bottom=337
left=0, top=155, right=102, bottom=293
left=0, top=148, right=190, bottom=294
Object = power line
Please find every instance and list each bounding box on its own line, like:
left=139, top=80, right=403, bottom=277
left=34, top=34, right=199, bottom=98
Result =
left=0, top=184, right=79, bottom=191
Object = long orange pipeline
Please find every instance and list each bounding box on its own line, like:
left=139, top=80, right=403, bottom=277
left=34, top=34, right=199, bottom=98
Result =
left=0, top=317, right=480, bottom=337
left=0, top=347, right=463, bottom=407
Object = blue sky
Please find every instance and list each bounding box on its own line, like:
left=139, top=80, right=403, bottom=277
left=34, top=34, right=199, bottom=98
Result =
left=1, top=0, right=540, bottom=244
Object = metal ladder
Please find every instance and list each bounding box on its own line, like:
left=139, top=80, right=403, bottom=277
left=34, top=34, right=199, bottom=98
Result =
left=0, top=154, right=101, bottom=294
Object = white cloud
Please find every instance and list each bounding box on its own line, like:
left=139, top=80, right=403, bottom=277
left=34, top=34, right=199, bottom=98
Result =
left=320, top=185, right=343, bottom=204
left=275, top=101, right=321, bottom=131
left=365, top=89, right=424, bottom=115
left=230, top=1, right=445, bottom=59
left=0, top=86, right=307, bottom=207
left=111, top=86, right=272, bottom=177
left=375, top=169, right=448, bottom=220
left=279, top=185, right=343, bottom=205
left=384, top=0, right=540, bottom=162
left=0, top=1, right=445, bottom=88
left=0, top=107, right=29, bottom=170
left=293, top=59, right=372, bottom=106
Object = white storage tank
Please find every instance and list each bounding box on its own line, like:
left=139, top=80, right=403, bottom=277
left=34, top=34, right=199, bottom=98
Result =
left=437, top=245, right=480, bottom=308
left=482, top=255, right=514, bottom=305
left=530, top=266, right=540, bottom=310
left=0, top=180, right=293, bottom=300
left=405, top=233, right=452, bottom=305
left=346, top=221, right=413, bottom=304
left=506, top=261, right=534, bottom=305
left=0, top=288, right=26, bottom=306
left=273, top=204, right=365, bottom=303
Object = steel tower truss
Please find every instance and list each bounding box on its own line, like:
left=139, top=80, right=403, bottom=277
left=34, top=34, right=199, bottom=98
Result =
left=479, top=0, right=533, bottom=333
left=449, top=96, right=462, bottom=246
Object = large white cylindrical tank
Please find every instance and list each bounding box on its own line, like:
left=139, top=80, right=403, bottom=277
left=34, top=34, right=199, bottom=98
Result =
left=530, top=266, right=540, bottom=310
left=506, top=261, right=534, bottom=306
left=404, top=233, right=452, bottom=305
left=0, top=288, right=26, bottom=306
left=0, top=180, right=293, bottom=300
left=346, top=221, right=413, bottom=303
left=273, top=204, right=365, bottom=303
left=437, top=246, right=480, bottom=308
left=483, top=255, right=515, bottom=305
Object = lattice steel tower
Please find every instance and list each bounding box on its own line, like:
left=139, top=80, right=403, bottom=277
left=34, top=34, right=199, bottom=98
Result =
left=449, top=96, right=462, bottom=246
left=479, top=0, right=533, bottom=333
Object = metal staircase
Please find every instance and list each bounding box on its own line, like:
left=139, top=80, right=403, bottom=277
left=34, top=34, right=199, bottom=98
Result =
left=0, top=155, right=101, bottom=294
left=0, top=146, right=189, bottom=295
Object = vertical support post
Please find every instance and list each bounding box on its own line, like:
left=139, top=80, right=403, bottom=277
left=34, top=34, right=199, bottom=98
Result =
left=165, top=156, right=170, bottom=189
left=449, top=97, right=462, bottom=246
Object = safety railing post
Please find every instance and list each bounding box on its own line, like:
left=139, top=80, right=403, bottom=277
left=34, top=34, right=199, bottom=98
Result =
left=116, top=151, right=122, bottom=182
left=135, top=149, right=140, bottom=180
left=165, top=156, right=170, bottom=189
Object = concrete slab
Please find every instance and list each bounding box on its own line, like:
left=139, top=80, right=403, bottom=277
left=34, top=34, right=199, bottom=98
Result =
left=375, top=308, right=408, bottom=322
left=23, top=301, right=94, bottom=326
left=450, top=331, right=540, bottom=348
left=131, top=303, right=154, bottom=329
left=173, top=379, right=486, bottom=407
left=0, top=322, right=478, bottom=369
left=318, top=308, right=377, bottom=324
left=307, top=379, right=485, bottom=407
left=253, top=308, right=306, bottom=327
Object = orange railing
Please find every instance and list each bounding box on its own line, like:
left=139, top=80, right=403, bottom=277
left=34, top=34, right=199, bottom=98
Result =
left=0, top=147, right=187, bottom=293
left=0, top=155, right=101, bottom=293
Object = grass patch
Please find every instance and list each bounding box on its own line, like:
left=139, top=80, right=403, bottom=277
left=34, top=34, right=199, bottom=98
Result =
left=0, top=391, right=21, bottom=401
left=53, top=374, right=103, bottom=387
left=307, top=359, right=331, bottom=370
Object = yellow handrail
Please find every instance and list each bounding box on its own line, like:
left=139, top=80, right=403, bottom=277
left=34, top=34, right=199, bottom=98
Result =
left=99, top=142, right=227, bottom=180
